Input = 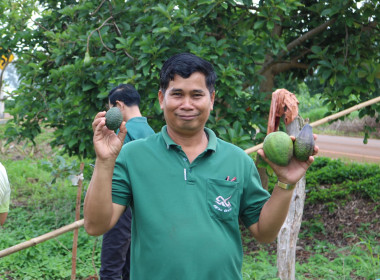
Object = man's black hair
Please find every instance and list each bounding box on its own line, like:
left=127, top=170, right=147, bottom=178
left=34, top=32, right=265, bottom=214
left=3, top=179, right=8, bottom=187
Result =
left=159, top=53, right=217, bottom=95
left=108, top=84, right=141, bottom=107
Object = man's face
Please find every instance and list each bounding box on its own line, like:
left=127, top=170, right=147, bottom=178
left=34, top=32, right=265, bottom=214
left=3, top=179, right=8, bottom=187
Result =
left=158, top=72, right=215, bottom=136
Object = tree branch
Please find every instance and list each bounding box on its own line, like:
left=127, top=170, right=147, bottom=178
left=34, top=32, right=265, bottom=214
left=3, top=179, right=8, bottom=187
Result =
left=86, top=16, right=114, bottom=53
left=111, top=21, right=134, bottom=59
left=233, top=3, right=259, bottom=11
left=90, top=0, right=107, bottom=16
left=272, top=61, right=309, bottom=74
left=259, top=18, right=337, bottom=74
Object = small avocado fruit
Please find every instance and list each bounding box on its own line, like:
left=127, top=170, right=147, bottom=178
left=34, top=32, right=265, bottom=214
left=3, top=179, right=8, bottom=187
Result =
left=294, top=124, right=315, bottom=161
left=105, top=107, right=123, bottom=131
left=84, top=51, right=92, bottom=67
left=263, top=131, right=293, bottom=166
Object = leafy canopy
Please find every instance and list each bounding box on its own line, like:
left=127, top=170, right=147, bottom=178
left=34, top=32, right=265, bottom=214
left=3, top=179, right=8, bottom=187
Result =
left=1, top=0, right=379, bottom=158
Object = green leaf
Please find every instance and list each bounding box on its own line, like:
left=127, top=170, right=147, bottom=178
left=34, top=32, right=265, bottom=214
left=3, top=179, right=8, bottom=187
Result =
left=357, top=70, right=367, bottom=78
left=311, top=46, right=322, bottom=54
left=321, top=9, right=332, bottom=17
left=254, top=20, right=265, bottom=30
left=318, top=60, right=332, bottom=68
left=266, top=21, right=274, bottom=30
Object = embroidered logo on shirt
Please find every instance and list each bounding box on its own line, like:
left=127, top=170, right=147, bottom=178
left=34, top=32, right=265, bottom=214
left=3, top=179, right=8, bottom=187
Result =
left=215, top=195, right=232, bottom=208
left=213, top=195, right=232, bottom=213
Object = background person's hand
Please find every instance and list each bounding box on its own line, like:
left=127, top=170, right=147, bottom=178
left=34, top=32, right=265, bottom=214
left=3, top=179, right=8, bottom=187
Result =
left=92, top=111, right=127, bottom=161
left=257, top=134, right=319, bottom=185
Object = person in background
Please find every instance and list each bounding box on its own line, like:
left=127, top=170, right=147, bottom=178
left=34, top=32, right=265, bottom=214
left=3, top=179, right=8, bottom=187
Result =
left=100, top=84, right=155, bottom=280
left=0, top=162, right=11, bottom=226
left=84, top=53, right=318, bottom=279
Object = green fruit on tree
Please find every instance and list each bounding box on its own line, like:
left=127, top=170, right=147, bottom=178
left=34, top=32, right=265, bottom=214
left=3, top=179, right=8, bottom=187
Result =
left=105, top=107, right=123, bottom=131
left=294, top=124, right=315, bottom=161
left=84, top=51, right=92, bottom=66
left=263, top=131, right=293, bottom=166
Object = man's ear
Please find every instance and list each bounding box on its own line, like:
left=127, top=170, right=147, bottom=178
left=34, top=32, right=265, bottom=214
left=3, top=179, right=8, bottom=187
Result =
left=158, top=90, right=164, bottom=110
left=115, top=100, right=124, bottom=110
left=210, top=91, right=215, bottom=110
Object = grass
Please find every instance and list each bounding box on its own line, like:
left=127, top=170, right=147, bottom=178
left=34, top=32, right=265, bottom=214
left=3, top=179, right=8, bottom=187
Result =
left=0, top=124, right=100, bottom=279
left=241, top=238, right=380, bottom=280
left=0, top=123, right=379, bottom=279
left=296, top=238, right=380, bottom=279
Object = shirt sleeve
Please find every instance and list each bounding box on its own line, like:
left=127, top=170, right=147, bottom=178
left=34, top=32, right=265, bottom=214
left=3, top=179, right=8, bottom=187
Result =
left=239, top=160, right=270, bottom=228
left=111, top=147, right=133, bottom=207
left=0, top=196, right=10, bottom=213
left=0, top=163, right=11, bottom=213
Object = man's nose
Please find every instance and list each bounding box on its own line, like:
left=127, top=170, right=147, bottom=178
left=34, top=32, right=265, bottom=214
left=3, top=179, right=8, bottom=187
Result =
left=181, top=96, right=193, bottom=108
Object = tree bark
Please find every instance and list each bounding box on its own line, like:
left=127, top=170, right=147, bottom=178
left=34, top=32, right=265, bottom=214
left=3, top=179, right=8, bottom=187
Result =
left=277, top=116, right=305, bottom=280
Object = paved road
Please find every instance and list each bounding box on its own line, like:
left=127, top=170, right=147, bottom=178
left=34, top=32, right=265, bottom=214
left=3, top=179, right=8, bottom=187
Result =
left=316, top=134, right=380, bottom=163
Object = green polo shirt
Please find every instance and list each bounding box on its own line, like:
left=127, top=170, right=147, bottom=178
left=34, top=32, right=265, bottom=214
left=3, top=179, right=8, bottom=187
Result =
left=121, top=116, right=155, bottom=144
left=112, top=126, right=270, bottom=280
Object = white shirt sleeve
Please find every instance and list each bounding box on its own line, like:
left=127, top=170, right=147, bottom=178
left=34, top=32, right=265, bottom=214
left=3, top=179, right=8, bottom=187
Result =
left=0, top=163, right=11, bottom=212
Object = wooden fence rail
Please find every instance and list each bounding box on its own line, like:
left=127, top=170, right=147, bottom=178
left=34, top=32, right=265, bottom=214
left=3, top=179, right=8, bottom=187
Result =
left=0, top=219, right=84, bottom=258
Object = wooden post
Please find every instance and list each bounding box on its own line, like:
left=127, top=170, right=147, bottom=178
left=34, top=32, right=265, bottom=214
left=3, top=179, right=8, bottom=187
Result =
left=276, top=116, right=306, bottom=280
left=71, top=162, right=85, bottom=280
left=0, top=61, right=9, bottom=119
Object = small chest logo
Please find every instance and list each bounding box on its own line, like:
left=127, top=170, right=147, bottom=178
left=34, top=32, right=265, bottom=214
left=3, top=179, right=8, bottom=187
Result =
left=213, top=195, right=232, bottom=213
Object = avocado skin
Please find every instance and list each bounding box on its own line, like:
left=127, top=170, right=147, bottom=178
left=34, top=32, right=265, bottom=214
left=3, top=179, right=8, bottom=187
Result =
left=263, top=131, right=293, bottom=166
left=294, top=124, right=315, bottom=161
left=105, top=107, right=123, bottom=131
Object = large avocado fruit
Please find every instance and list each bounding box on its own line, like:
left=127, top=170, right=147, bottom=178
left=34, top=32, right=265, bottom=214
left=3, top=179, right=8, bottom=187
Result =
left=263, top=131, right=293, bottom=166
left=294, top=124, right=315, bottom=161
left=105, top=107, right=123, bottom=131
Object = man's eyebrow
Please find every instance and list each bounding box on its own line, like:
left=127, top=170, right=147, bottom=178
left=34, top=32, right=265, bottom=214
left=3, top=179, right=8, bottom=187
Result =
left=169, top=88, right=183, bottom=92
left=192, top=89, right=205, bottom=93
left=168, top=88, right=205, bottom=93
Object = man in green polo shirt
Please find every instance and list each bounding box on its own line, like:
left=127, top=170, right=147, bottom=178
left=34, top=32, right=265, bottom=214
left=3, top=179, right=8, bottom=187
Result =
left=84, top=53, right=318, bottom=279
left=100, top=84, right=155, bottom=280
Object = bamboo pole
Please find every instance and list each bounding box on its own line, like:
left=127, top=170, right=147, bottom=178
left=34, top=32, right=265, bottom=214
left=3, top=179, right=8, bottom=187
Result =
left=71, top=162, right=85, bottom=280
left=0, top=219, right=84, bottom=258
left=244, top=95, right=380, bottom=155
left=244, top=142, right=263, bottom=155
left=309, top=96, right=380, bottom=127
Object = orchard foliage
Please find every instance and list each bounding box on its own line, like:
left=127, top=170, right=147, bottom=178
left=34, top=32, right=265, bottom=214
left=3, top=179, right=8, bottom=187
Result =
left=1, top=0, right=379, bottom=158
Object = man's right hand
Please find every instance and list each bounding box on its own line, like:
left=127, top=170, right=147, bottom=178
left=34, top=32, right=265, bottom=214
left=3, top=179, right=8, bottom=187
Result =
left=92, top=111, right=127, bottom=161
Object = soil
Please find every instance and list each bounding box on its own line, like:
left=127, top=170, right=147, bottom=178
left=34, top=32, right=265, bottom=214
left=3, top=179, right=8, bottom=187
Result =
left=241, top=196, right=380, bottom=263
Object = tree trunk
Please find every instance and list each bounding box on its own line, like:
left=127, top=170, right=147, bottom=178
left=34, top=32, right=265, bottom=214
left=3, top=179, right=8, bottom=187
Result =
left=277, top=116, right=305, bottom=280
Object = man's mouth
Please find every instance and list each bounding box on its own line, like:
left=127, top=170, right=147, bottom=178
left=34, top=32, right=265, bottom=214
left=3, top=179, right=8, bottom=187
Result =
left=178, top=114, right=197, bottom=121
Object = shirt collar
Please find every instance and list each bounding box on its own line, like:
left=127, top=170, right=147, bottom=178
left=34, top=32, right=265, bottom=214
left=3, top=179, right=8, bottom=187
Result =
left=161, top=125, right=217, bottom=152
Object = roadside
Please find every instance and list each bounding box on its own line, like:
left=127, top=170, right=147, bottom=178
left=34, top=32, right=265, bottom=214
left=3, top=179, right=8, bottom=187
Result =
left=316, top=134, right=380, bottom=163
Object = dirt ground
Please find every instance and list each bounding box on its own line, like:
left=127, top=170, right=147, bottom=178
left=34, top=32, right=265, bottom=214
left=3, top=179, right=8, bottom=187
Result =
left=242, top=196, right=379, bottom=263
